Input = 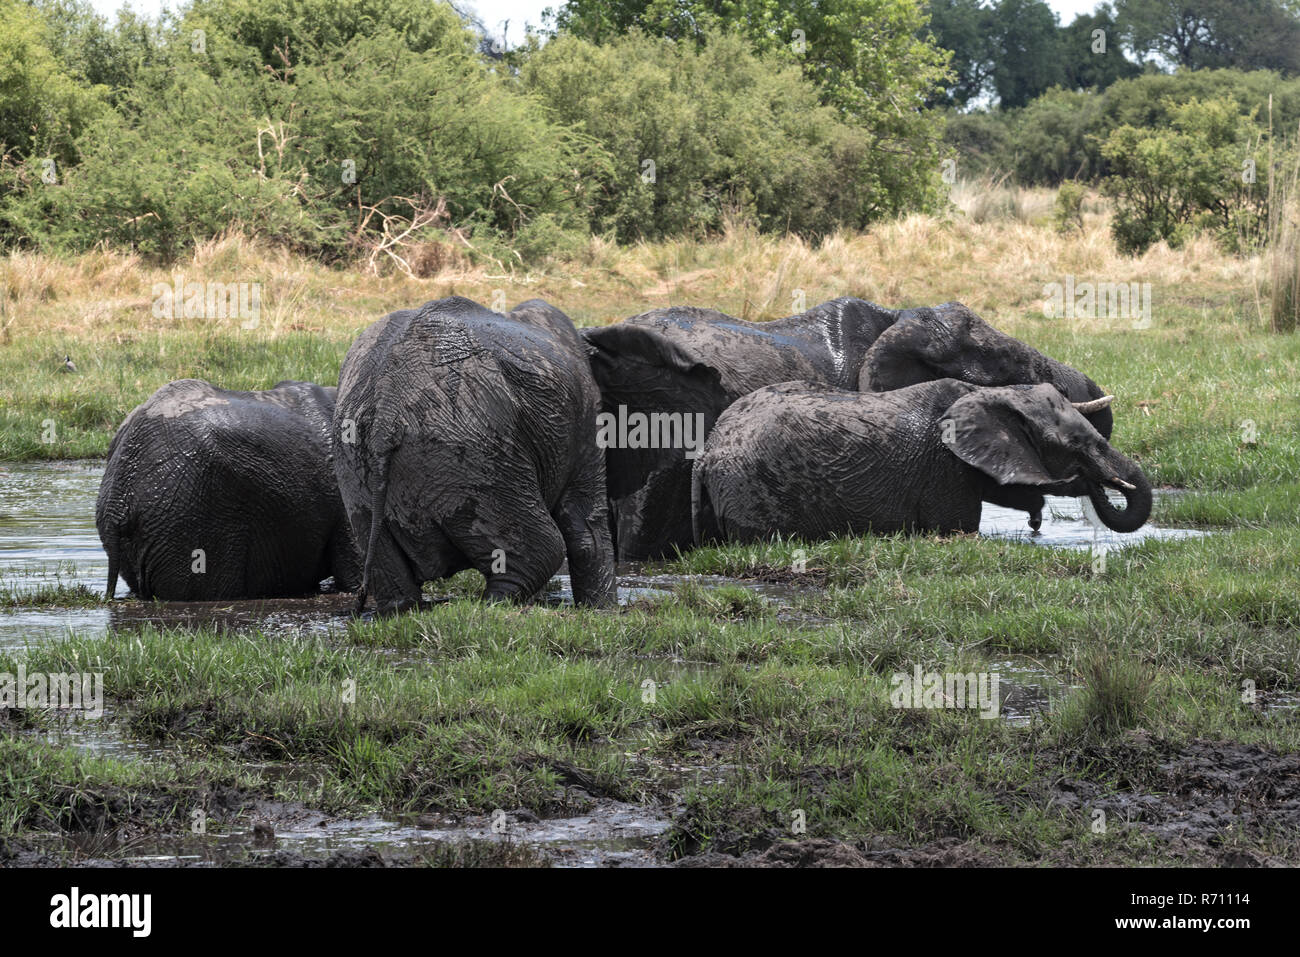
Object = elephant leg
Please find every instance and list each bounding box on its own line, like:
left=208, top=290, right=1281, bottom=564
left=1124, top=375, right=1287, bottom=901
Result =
left=612, top=462, right=695, bottom=561
left=364, top=522, right=426, bottom=616
left=554, top=485, right=616, bottom=608
left=328, top=520, right=364, bottom=593
left=436, top=485, right=566, bottom=603
left=480, top=512, right=565, bottom=604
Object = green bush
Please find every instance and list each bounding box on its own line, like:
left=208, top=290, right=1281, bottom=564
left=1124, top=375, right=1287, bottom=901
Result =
left=1009, top=89, right=1106, bottom=185
left=184, top=0, right=475, bottom=64
left=521, top=28, right=913, bottom=242
left=941, top=110, right=1014, bottom=179
left=943, top=68, right=1300, bottom=190
left=2, top=14, right=601, bottom=261
left=1101, top=97, right=1271, bottom=255
left=0, top=0, right=108, bottom=166
left=1053, top=180, right=1086, bottom=233
left=3, top=0, right=952, bottom=260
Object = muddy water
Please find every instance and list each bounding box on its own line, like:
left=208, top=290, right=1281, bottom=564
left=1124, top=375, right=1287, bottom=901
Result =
left=26, top=795, right=671, bottom=867
left=2, top=462, right=1210, bottom=652
left=980, top=495, right=1206, bottom=550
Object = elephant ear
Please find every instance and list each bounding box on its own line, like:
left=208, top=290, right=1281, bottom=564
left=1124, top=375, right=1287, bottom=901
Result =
left=942, top=385, right=1062, bottom=487
left=858, top=304, right=971, bottom=392
left=581, top=323, right=727, bottom=500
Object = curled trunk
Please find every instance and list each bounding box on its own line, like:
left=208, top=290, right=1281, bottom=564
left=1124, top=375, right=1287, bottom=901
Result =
left=1087, top=459, right=1152, bottom=533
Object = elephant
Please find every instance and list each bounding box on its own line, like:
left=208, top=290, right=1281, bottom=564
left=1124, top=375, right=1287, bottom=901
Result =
left=96, top=379, right=362, bottom=600
left=691, top=379, right=1150, bottom=545
left=582, top=298, right=1115, bottom=559
left=333, top=296, right=616, bottom=614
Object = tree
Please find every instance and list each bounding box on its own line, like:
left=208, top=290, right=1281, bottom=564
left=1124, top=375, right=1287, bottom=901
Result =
left=988, top=0, right=1064, bottom=109
left=926, top=0, right=996, bottom=107
left=1114, top=0, right=1300, bottom=74
left=1059, top=6, right=1142, bottom=92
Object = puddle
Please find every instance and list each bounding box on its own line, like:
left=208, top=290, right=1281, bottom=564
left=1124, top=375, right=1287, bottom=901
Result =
left=544, top=570, right=800, bottom=606
left=0, top=607, right=111, bottom=652
left=991, top=657, right=1075, bottom=725
left=36, top=712, right=170, bottom=762
left=19, top=800, right=671, bottom=868
left=980, top=493, right=1206, bottom=551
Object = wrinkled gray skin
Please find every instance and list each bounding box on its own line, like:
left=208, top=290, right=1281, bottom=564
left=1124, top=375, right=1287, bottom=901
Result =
left=692, top=379, right=1150, bottom=545
left=97, top=379, right=361, bottom=600
left=583, top=298, right=1114, bottom=560
left=334, top=296, right=615, bottom=614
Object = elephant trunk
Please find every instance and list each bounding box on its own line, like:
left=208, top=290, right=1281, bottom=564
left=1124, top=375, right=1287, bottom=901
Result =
left=1086, top=454, right=1151, bottom=533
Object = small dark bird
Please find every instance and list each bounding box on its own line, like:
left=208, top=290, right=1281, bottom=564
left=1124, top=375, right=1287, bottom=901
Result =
left=61, top=354, right=76, bottom=374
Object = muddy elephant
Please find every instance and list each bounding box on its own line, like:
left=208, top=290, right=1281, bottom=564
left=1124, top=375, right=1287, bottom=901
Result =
left=692, top=379, right=1149, bottom=545
left=96, top=379, right=361, bottom=600
left=334, top=296, right=615, bottom=614
left=583, top=298, right=1115, bottom=559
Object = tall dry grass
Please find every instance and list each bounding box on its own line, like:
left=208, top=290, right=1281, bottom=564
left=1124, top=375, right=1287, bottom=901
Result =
left=1267, top=131, right=1300, bottom=334
left=0, top=188, right=1267, bottom=344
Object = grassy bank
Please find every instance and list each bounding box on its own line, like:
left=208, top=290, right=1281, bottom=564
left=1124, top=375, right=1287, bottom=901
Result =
left=4, top=521, right=1297, bottom=863
left=2, top=199, right=1298, bottom=865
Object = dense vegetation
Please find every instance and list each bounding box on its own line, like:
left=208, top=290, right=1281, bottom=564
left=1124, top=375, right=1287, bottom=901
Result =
left=0, top=0, right=947, bottom=260
left=3, top=0, right=1300, bottom=264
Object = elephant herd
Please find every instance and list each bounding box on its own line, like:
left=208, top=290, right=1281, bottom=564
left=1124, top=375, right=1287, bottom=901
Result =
left=96, top=295, right=1152, bottom=612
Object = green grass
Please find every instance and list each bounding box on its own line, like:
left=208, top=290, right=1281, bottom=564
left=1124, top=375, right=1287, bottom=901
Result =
left=0, top=330, right=354, bottom=459
left=657, top=529, right=1300, bottom=684
left=4, top=525, right=1296, bottom=863
left=2, top=238, right=1298, bottom=865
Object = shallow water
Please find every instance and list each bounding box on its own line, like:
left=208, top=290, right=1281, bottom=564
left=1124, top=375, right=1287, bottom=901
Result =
left=980, top=494, right=1206, bottom=550
left=1, top=462, right=1208, bottom=654
left=0, top=461, right=108, bottom=594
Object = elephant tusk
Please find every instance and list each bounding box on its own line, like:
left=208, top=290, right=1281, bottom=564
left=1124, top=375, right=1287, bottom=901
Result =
left=1108, top=476, right=1137, bottom=491
left=1072, top=395, right=1115, bottom=413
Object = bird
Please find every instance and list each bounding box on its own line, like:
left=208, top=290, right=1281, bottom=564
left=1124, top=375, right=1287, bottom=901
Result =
left=61, top=354, right=76, bottom=374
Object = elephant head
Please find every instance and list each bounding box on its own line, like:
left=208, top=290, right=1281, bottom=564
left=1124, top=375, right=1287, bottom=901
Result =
left=859, top=302, right=1115, bottom=439
left=943, top=383, right=1151, bottom=533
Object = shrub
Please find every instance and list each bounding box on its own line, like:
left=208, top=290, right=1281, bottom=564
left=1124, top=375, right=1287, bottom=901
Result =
left=1053, top=180, right=1086, bottom=233
left=520, top=28, right=910, bottom=242
left=1102, top=97, right=1271, bottom=255
left=0, top=0, right=108, bottom=167
left=2, top=19, right=601, bottom=261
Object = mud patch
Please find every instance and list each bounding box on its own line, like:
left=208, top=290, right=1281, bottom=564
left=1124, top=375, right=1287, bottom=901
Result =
left=673, top=836, right=1006, bottom=868
left=1049, top=735, right=1300, bottom=860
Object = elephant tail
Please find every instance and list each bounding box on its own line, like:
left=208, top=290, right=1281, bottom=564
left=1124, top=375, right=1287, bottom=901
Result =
left=103, top=536, right=119, bottom=599
left=690, top=457, right=721, bottom=546
left=96, top=484, right=123, bottom=600
left=355, top=447, right=393, bottom=615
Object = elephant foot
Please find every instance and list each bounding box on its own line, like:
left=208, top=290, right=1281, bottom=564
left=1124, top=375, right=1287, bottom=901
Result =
left=353, top=595, right=427, bottom=619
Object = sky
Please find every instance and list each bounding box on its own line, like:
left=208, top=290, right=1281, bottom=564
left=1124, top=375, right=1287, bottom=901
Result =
left=87, top=0, right=1111, bottom=42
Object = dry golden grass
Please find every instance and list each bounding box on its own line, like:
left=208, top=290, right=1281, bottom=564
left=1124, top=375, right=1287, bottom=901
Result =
left=0, top=188, right=1270, bottom=345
